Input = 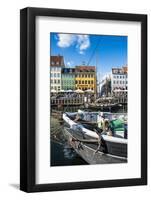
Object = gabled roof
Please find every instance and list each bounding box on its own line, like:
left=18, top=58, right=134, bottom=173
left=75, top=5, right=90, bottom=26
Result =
left=50, top=55, right=65, bottom=67
left=75, top=66, right=96, bottom=72
left=112, top=66, right=128, bottom=74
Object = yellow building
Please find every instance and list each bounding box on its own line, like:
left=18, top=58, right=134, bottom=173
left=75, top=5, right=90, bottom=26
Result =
left=75, top=66, right=97, bottom=93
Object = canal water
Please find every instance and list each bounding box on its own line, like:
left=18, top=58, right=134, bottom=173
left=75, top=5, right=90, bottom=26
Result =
left=50, top=105, right=127, bottom=166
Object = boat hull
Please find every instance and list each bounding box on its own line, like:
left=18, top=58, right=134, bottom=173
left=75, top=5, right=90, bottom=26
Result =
left=63, top=127, right=127, bottom=164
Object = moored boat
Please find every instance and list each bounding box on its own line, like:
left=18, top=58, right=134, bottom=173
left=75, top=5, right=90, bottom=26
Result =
left=63, top=127, right=127, bottom=164
left=63, top=111, right=127, bottom=163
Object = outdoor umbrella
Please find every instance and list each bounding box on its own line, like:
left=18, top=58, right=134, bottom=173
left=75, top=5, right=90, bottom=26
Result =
left=51, top=89, right=57, bottom=93
left=59, top=89, right=65, bottom=93
left=85, top=89, right=94, bottom=93
left=67, top=89, right=73, bottom=92
left=75, top=89, right=84, bottom=93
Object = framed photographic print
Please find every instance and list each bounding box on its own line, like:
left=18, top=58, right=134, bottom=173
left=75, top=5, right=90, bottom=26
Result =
left=20, top=7, right=147, bottom=192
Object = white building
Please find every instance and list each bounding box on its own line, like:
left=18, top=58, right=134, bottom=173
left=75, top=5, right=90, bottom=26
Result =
left=111, top=66, right=128, bottom=96
left=50, top=55, right=65, bottom=92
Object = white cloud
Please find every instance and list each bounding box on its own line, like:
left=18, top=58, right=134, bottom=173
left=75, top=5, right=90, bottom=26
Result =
left=76, top=35, right=90, bottom=54
left=66, top=61, right=74, bottom=67
left=66, top=61, right=71, bottom=67
left=57, top=34, right=76, bottom=48
left=57, top=34, right=90, bottom=54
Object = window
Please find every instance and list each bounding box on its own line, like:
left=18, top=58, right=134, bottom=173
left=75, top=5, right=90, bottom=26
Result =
left=57, top=73, right=60, bottom=77
left=85, top=80, right=87, bottom=84
left=91, top=74, right=93, bottom=78
left=82, top=81, right=84, bottom=84
left=58, top=80, right=60, bottom=84
left=51, top=80, right=53, bottom=84
left=54, top=80, right=56, bottom=84
left=54, top=73, right=56, bottom=77
left=91, top=80, right=93, bottom=84
left=79, top=80, right=81, bottom=84
left=88, top=80, right=90, bottom=84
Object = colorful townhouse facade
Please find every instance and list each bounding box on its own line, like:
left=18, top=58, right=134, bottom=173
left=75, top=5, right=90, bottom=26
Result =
left=50, top=55, right=97, bottom=93
left=75, top=66, right=97, bottom=93
left=111, top=66, right=128, bottom=95
left=50, top=55, right=127, bottom=97
left=50, top=55, right=65, bottom=92
left=61, top=68, right=75, bottom=91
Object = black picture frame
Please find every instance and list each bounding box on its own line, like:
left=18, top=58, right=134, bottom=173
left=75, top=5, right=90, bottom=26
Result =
left=20, top=7, right=147, bottom=192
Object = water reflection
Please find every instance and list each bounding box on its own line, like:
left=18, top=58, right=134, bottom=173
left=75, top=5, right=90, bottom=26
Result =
left=51, top=140, right=87, bottom=166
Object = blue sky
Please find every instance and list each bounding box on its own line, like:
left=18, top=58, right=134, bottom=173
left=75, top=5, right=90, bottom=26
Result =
left=50, top=33, right=127, bottom=80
